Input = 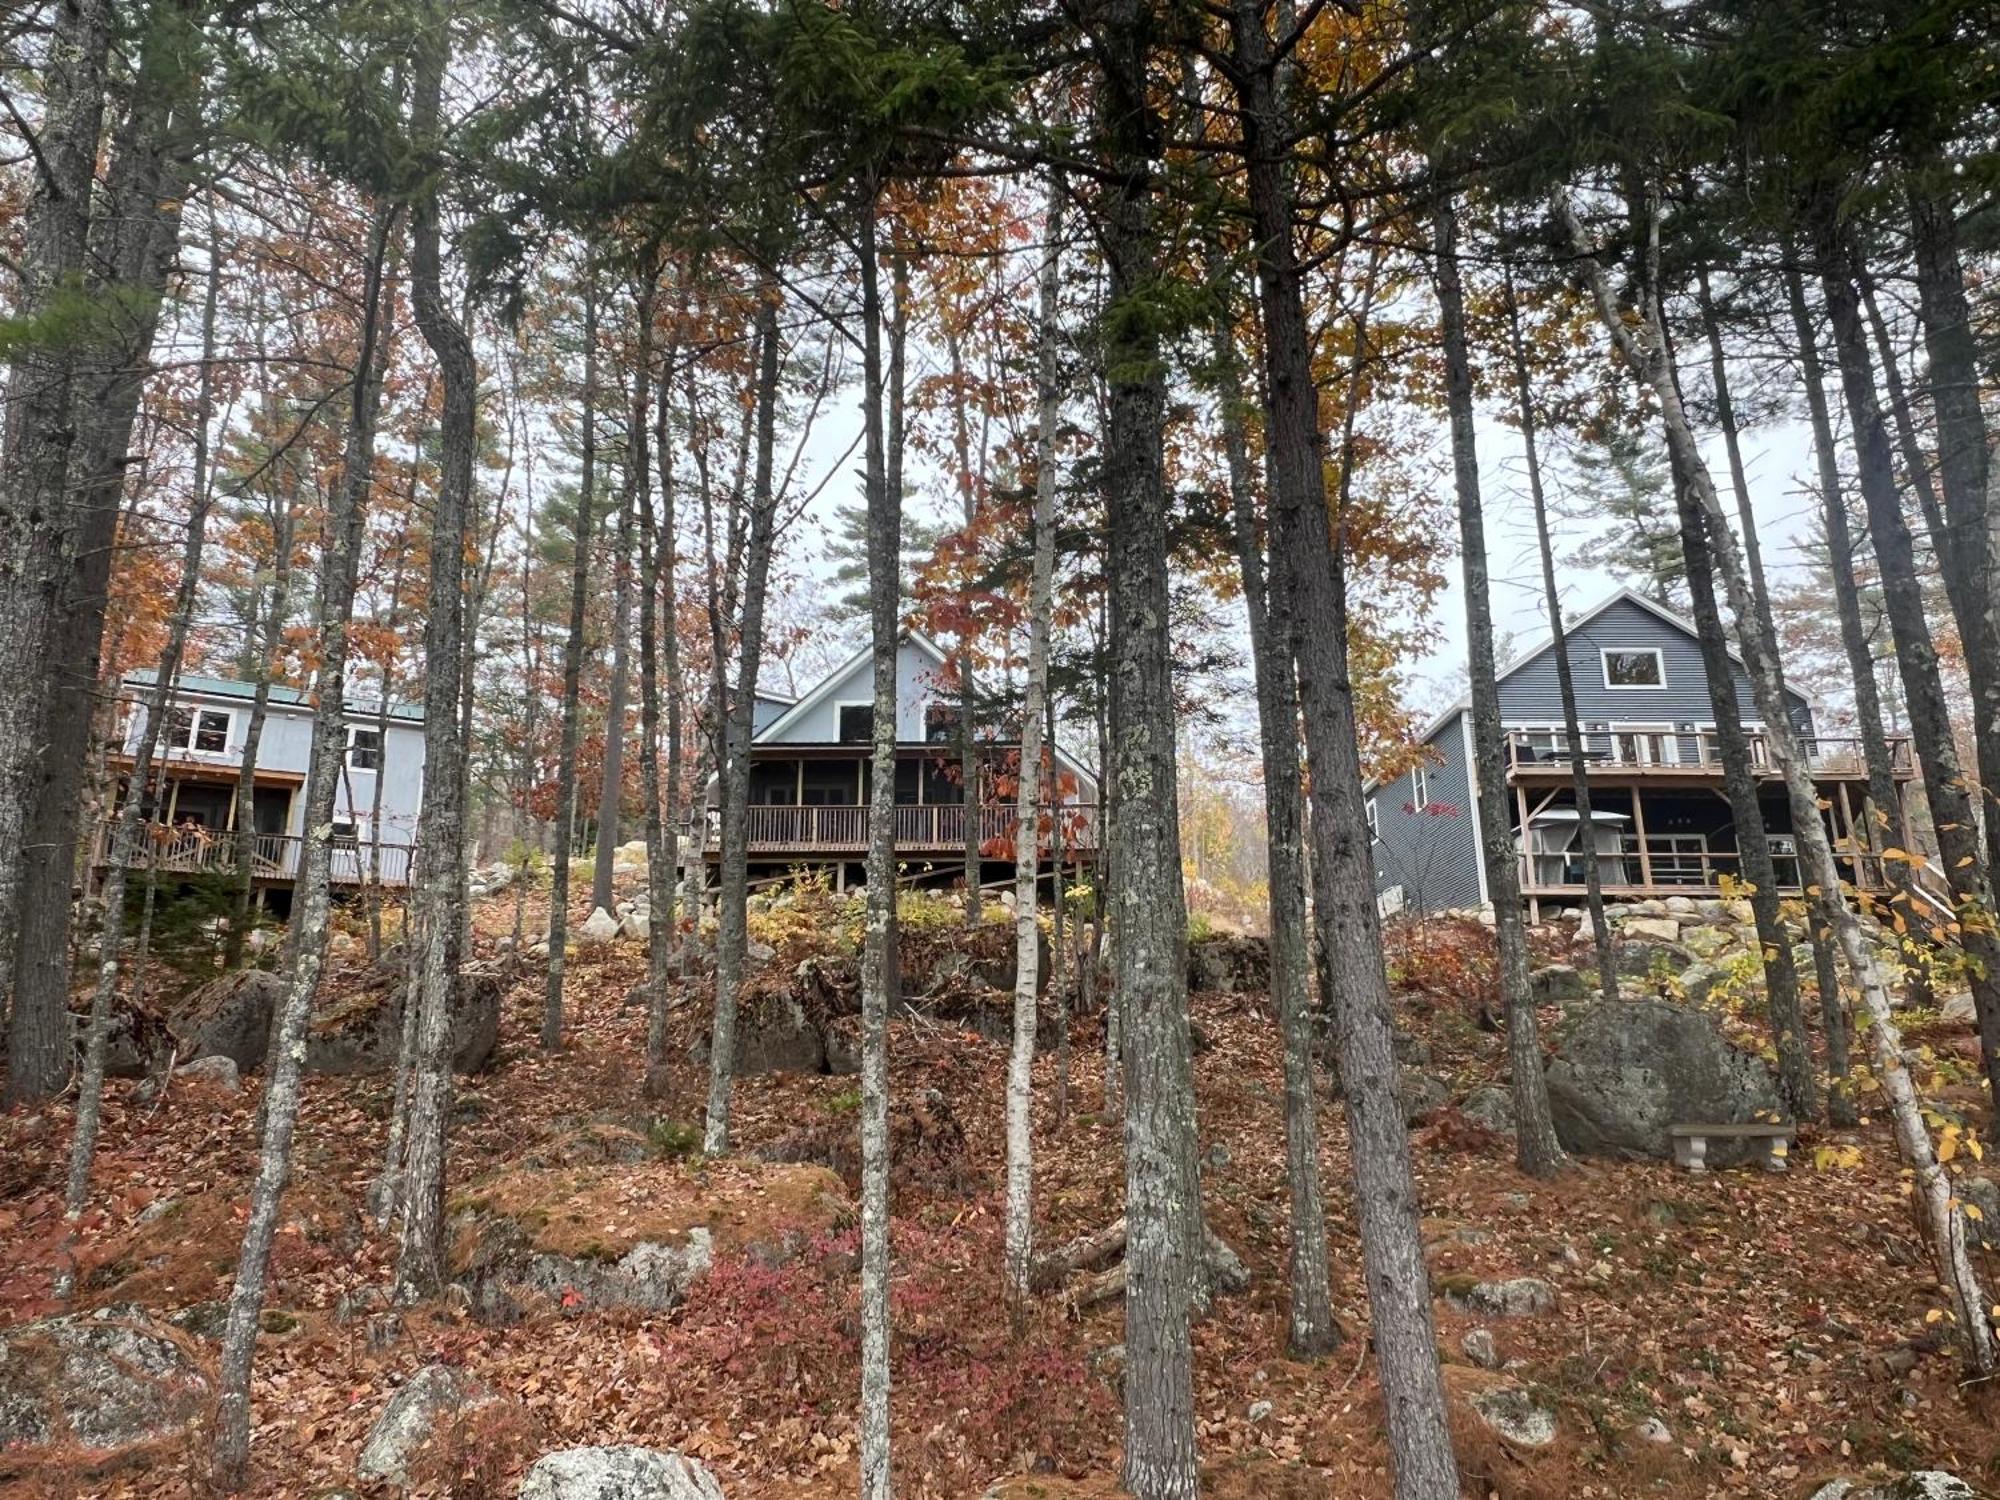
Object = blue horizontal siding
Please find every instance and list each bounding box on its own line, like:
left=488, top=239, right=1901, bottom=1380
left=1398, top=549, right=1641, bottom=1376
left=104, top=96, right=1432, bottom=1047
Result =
left=1372, top=711, right=1483, bottom=915
left=1498, top=596, right=1813, bottom=736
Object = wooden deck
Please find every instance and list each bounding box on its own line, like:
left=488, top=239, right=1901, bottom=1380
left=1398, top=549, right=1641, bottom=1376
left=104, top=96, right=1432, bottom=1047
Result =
left=1505, top=731, right=1915, bottom=783
left=697, top=802, right=1099, bottom=858
left=92, top=820, right=415, bottom=887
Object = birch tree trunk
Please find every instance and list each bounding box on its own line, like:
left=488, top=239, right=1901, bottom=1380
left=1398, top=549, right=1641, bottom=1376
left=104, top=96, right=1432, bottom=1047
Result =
left=1431, top=197, right=1564, bottom=1178
left=1555, top=188, right=1994, bottom=1375
left=210, top=203, right=397, bottom=1488
left=391, top=5, right=475, bottom=1296
left=1004, top=166, right=1064, bottom=1312
left=544, top=275, right=599, bottom=1048
left=1504, top=279, right=1617, bottom=999
left=703, top=298, right=783, bottom=1154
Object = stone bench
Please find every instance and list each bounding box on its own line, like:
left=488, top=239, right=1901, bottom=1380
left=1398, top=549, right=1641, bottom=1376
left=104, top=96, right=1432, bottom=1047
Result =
left=1668, top=1122, right=1791, bottom=1174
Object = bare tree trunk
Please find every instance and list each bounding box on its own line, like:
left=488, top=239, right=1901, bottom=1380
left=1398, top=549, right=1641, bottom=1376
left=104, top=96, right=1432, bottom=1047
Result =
left=1814, top=225, right=2000, bottom=1119
left=591, top=467, right=635, bottom=916
left=639, top=294, right=681, bottom=1098
left=1209, top=269, right=1339, bottom=1354
left=66, top=212, right=224, bottom=1214
left=854, top=195, right=898, bottom=1500
left=702, top=297, right=782, bottom=1154
left=0, top=0, right=111, bottom=1102
left=1667, top=447, right=1819, bottom=1119
left=1556, top=187, right=1994, bottom=1375
left=1005, top=166, right=1065, bottom=1313
left=226, top=491, right=297, bottom=967
left=1904, top=182, right=2000, bottom=881
left=946, top=328, right=984, bottom=925
left=210, top=202, right=397, bottom=1488
left=1781, top=261, right=1933, bottom=1014
left=1432, top=198, right=1564, bottom=1179
left=1504, top=277, right=1617, bottom=998
left=390, top=9, right=475, bottom=1298
left=1092, top=13, right=1202, bottom=1487
left=544, top=273, right=599, bottom=1049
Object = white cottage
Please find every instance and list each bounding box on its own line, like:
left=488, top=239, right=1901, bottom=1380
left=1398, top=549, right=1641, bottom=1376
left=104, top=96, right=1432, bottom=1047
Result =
left=98, top=670, right=426, bottom=895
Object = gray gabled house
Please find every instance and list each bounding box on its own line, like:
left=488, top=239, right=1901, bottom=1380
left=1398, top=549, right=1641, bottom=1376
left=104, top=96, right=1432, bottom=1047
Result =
left=693, top=630, right=1100, bottom=894
left=1369, top=589, right=1920, bottom=921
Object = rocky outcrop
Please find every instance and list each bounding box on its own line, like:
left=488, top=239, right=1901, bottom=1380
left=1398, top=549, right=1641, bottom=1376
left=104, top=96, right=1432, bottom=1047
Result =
left=449, top=1161, right=847, bottom=1325
left=1544, top=999, right=1783, bottom=1164
left=1442, top=1275, right=1555, bottom=1318
left=1186, top=933, right=1270, bottom=994
left=168, top=969, right=287, bottom=1071
left=1809, top=1476, right=1975, bottom=1500
left=358, top=1363, right=512, bottom=1487
left=517, top=1445, right=725, bottom=1500
left=1444, top=1365, right=1558, bottom=1450
left=168, top=963, right=502, bottom=1078
left=0, top=1305, right=209, bottom=1454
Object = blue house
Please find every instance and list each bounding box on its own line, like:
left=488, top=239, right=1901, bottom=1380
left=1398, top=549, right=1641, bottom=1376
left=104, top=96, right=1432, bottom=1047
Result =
left=1369, top=590, right=1918, bottom=921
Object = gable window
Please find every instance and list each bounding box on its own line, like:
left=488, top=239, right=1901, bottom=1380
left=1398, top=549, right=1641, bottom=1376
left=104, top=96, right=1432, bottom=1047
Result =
left=1410, top=765, right=1430, bottom=810
left=837, top=703, right=874, bottom=744
left=1601, top=648, right=1665, bottom=689
left=165, top=705, right=231, bottom=754
left=348, top=726, right=384, bottom=770
left=1366, top=796, right=1380, bottom=843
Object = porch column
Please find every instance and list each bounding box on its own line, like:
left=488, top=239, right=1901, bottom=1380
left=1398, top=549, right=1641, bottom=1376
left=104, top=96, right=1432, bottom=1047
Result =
left=1629, top=786, right=1653, bottom=889
left=1514, top=783, right=1531, bottom=893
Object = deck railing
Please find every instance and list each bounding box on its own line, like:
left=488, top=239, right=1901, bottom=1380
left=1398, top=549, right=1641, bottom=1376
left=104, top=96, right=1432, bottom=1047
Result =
left=699, top=802, right=1099, bottom=855
left=1503, top=730, right=1913, bottom=777
left=92, top=820, right=415, bottom=887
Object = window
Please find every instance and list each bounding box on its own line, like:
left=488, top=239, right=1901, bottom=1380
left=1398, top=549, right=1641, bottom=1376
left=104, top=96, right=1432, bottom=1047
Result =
left=164, top=705, right=231, bottom=754
left=1601, top=647, right=1665, bottom=689
left=1366, top=796, right=1380, bottom=843
left=1410, top=765, right=1430, bottom=810
left=837, top=703, right=874, bottom=744
left=348, top=726, right=383, bottom=770
left=923, top=701, right=961, bottom=744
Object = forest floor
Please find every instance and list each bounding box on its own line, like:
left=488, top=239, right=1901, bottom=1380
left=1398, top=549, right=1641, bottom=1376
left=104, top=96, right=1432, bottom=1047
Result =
left=0, top=884, right=1995, bottom=1500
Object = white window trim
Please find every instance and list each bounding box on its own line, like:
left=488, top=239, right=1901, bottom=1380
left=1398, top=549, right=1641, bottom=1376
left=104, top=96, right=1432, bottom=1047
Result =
left=165, top=703, right=234, bottom=756
left=347, top=724, right=385, bottom=770
left=1410, top=765, right=1430, bottom=809
left=1366, top=795, right=1380, bottom=843
left=1600, top=646, right=1666, bottom=690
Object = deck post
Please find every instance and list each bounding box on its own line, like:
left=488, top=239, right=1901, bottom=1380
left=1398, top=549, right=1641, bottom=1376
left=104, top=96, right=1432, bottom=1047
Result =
left=1835, top=781, right=1862, bottom=889
left=1629, top=786, right=1654, bottom=889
